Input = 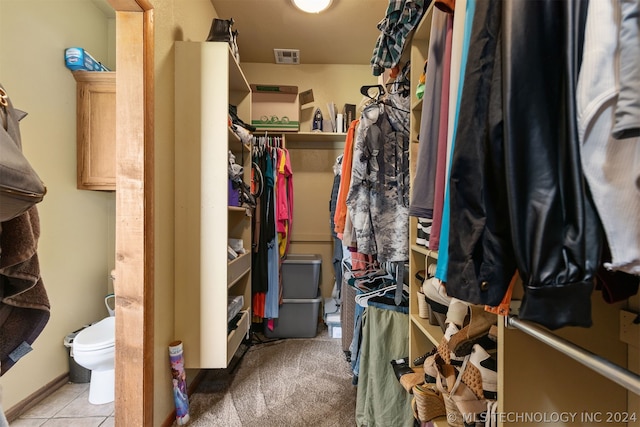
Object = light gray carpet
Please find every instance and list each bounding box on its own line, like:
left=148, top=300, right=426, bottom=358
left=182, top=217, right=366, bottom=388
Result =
left=184, top=330, right=357, bottom=427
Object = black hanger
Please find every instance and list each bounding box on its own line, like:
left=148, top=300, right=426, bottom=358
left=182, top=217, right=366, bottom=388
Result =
left=360, top=84, right=410, bottom=114
left=360, top=84, right=386, bottom=101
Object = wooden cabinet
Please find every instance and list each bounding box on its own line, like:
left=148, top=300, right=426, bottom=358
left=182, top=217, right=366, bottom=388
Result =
left=73, top=71, right=116, bottom=191
left=174, top=42, right=252, bottom=369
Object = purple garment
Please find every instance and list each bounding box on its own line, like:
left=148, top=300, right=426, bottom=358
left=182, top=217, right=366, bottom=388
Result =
left=408, top=10, right=448, bottom=219
left=429, top=12, right=454, bottom=251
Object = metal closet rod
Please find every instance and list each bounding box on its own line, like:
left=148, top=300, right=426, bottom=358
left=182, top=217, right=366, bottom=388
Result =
left=506, top=316, right=640, bottom=397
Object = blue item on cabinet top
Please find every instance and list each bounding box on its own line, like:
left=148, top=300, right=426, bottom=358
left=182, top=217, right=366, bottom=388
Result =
left=65, top=47, right=110, bottom=72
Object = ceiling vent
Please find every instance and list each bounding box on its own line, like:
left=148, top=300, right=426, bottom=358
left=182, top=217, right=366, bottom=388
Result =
left=274, top=49, right=300, bottom=65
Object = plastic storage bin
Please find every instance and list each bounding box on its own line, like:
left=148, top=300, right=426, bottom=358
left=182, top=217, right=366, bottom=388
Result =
left=281, top=254, right=322, bottom=299
left=263, top=295, right=322, bottom=338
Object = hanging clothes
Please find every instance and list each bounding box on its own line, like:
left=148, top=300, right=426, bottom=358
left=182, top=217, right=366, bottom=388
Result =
left=251, top=137, right=281, bottom=320
left=354, top=306, right=413, bottom=427
left=251, top=135, right=295, bottom=322
left=371, top=0, right=428, bottom=76
left=445, top=0, right=516, bottom=307
left=346, top=94, right=410, bottom=263
left=434, top=0, right=473, bottom=284
left=334, top=119, right=359, bottom=238
left=276, top=147, right=294, bottom=258
left=408, top=9, right=447, bottom=220
left=577, top=0, right=640, bottom=276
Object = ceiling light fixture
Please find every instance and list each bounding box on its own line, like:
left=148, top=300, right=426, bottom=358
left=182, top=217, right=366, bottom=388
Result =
left=292, top=0, right=333, bottom=14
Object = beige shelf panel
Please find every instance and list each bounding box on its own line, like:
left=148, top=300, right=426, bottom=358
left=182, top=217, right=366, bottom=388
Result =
left=410, top=244, right=438, bottom=259
left=226, top=310, right=250, bottom=365
left=227, top=253, right=251, bottom=289
left=284, top=131, right=347, bottom=143
left=175, top=41, right=252, bottom=369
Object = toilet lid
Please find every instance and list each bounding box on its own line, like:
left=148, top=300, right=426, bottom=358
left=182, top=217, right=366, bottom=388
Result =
left=73, top=316, right=115, bottom=351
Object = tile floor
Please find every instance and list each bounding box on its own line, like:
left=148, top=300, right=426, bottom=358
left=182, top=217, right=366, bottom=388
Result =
left=9, top=383, right=114, bottom=426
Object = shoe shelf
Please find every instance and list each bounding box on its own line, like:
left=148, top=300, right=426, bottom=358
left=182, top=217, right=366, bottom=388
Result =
left=226, top=310, right=249, bottom=364
left=175, top=41, right=252, bottom=369
left=410, top=314, right=444, bottom=347
left=228, top=128, right=251, bottom=153
left=227, top=253, right=251, bottom=289
left=410, top=244, right=438, bottom=259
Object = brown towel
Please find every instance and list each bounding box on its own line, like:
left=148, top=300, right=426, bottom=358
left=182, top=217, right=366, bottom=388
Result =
left=0, top=206, right=50, bottom=375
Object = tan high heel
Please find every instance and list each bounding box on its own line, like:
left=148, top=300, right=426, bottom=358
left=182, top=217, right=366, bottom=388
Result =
left=412, top=382, right=447, bottom=423
left=447, top=305, right=497, bottom=357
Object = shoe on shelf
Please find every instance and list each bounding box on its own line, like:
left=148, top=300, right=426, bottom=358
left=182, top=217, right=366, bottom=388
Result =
left=437, top=322, right=466, bottom=365
left=412, top=382, right=447, bottom=423
left=422, top=277, right=451, bottom=314
left=400, top=369, right=426, bottom=393
left=390, top=357, right=414, bottom=380
left=460, top=344, right=498, bottom=401
left=433, top=361, right=465, bottom=427
left=448, top=305, right=497, bottom=357
left=416, top=217, right=432, bottom=247
left=445, top=298, right=470, bottom=329
left=413, top=347, right=437, bottom=366
left=433, top=353, right=490, bottom=427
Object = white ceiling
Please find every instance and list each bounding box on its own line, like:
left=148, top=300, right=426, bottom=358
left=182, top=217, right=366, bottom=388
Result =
left=210, top=0, right=390, bottom=65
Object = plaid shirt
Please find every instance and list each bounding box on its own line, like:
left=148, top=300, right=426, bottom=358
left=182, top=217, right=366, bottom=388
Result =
left=371, top=0, right=426, bottom=76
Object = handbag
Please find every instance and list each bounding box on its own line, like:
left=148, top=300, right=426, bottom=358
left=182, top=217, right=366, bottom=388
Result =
left=206, top=17, right=234, bottom=42
left=206, top=18, right=240, bottom=62
left=0, top=84, right=47, bottom=222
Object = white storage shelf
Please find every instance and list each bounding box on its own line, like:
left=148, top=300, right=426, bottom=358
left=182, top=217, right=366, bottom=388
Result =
left=174, top=41, right=252, bottom=369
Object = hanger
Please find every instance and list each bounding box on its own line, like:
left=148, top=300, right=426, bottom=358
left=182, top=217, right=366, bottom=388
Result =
left=360, top=84, right=386, bottom=102
left=355, top=283, right=409, bottom=307
left=360, top=84, right=410, bottom=114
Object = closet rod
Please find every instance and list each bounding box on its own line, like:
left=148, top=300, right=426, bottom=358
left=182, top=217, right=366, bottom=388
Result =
left=506, top=316, right=640, bottom=396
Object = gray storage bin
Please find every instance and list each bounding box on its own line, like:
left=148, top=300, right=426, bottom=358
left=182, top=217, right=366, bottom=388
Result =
left=263, top=295, right=322, bottom=338
left=281, top=253, right=322, bottom=299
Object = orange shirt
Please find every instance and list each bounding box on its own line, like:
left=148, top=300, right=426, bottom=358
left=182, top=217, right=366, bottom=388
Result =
left=334, top=119, right=359, bottom=235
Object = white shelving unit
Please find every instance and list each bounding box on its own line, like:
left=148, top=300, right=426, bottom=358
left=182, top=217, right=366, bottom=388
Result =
left=174, top=41, right=252, bottom=369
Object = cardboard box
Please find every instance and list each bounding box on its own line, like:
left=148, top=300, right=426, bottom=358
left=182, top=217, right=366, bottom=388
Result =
left=251, top=84, right=300, bottom=131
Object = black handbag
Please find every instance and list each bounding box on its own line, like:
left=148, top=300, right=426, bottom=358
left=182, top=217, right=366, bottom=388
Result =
left=0, top=84, right=47, bottom=222
left=206, top=18, right=234, bottom=42
left=206, top=18, right=240, bottom=62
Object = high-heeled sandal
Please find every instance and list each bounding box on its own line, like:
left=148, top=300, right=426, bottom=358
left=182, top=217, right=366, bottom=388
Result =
left=447, top=305, right=497, bottom=357
left=412, top=382, right=447, bottom=423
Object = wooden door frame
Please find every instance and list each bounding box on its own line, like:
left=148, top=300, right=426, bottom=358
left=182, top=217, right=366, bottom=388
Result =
left=107, top=0, right=154, bottom=425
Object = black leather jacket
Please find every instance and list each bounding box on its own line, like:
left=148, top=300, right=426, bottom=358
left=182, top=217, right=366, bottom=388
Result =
left=446, top=0, right=601, bottom=330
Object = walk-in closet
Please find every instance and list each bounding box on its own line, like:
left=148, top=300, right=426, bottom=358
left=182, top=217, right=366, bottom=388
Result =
left=171, top=0, right=640, bottom=425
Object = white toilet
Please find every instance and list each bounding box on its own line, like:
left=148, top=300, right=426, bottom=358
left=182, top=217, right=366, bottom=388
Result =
left=73, top=293, right=116, bottom=405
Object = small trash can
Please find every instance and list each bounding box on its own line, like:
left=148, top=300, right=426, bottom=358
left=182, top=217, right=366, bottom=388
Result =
left=63, top=329, right=91, bottom=383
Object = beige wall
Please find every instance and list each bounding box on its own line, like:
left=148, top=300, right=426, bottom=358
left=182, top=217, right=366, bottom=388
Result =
left=241, top=63, right=377, bottom=132
left=0, top=0, right=116, bottom=410
left=242, top=63, right=376, bottom=298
